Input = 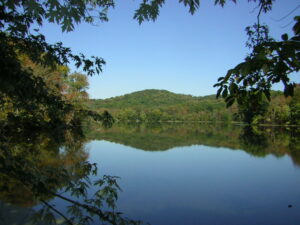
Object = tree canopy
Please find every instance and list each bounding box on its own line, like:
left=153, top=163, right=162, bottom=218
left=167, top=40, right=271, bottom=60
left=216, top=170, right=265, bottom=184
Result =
left=214, top=16, right=300, bottom=107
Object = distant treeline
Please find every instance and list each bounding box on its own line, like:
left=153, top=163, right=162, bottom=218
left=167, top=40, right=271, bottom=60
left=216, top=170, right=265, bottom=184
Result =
left=88, top=88, right=300, bottom=125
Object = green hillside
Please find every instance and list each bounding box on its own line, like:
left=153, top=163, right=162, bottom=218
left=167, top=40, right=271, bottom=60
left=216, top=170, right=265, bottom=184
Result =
left=87, top=89, right=297, bottom=124
left=89, top=89, right=218, bottom=110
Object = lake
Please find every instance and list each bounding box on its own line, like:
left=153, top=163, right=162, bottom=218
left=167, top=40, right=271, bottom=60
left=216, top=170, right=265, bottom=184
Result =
left=1, top=123, right=300, bottom=225
left=86, top=123, right=300, bottom=225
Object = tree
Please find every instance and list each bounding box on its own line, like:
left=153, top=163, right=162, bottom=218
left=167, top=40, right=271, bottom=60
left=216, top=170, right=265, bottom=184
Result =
left=237, top=91, right=269, bottom=124
left=0, top=0, right=208, bottom=129
left=214, top=5, right=300, bottom=108
left=0, top=54, right=73, bottom=129
left=64, top=72, right=90, bottom=105
left=0, top=0, right=201, bottom=97
left=0, top=0, right=114, bottom=129
left=0, top=53, right=97, bottom=130
left=101, top=110, right=115, bottom=128
left=146, top=108, right=163, bottom=122
left=290, top=84, right=300, bottom=125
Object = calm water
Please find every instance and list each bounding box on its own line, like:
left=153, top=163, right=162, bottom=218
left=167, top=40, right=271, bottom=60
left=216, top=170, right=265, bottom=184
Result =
left=86, top=124, right=300, bottom=225
left=1, top=123, right=300, bottom=225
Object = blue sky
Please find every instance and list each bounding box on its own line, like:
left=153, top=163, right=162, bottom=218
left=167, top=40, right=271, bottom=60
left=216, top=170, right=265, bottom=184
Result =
left=41, top=0, right=300, bottom=99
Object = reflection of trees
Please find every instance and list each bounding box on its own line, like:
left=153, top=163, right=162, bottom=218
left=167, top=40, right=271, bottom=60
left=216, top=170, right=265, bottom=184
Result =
left=289, top=129, right=300, bottom=166
left=0, top=127, right=140, bottom=225
left=86, top=123, right=300, bottom=165
left=2, top=122, right=299, bottom=224
left=239, top=126, right=269, bottom=157
left=0, top=129, right=88, bottom=207
left=86, top=122, right=243, bottom=151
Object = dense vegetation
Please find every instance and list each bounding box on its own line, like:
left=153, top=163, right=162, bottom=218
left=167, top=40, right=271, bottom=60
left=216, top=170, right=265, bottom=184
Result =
left=88, top=88, right=300, bottom=125
left=0, top=54, right=92, bottom=130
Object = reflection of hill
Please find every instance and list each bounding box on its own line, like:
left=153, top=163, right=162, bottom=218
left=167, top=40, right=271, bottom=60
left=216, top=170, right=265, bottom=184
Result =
left=85, top=123, right=300, bottom=165
left=86, top=123, right=241, bottom=151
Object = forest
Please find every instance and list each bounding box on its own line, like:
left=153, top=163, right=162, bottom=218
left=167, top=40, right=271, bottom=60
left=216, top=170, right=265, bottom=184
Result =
left=88, top=88, right=300, bottom=125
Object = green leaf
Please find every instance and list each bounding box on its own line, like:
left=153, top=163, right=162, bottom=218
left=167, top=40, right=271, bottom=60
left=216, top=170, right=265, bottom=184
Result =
left=216, top=87, right=222, bottom=98
left=222, top=87, right=228, bottom=98
left=217, top=76, right=224, bottom=82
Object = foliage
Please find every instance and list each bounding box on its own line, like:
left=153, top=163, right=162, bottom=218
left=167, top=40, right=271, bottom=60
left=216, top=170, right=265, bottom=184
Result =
left=0, top=0, right=114, bottom=130
left=0, top=0, right=225, bottom=110
left=237, top=90, right=269, bottom=124
left=290, top=84, right=300, bottom=125
left=64, top=72, right=90, bottom=106
left=1, top=0, right=298, bottom=124
left=88, top=89, right=230, bottom=122
left=88, top=89, right=299, bottom=125
left=132, top=0, right=296, bottom=117
left=214, top=11, right=300, bottom=111
left=101, top=110, right=115, bottom=128
left=1, top=0, right=298, bottom=122
left=0, top=0, right=109, bottom=76
left=133, top=0, right=275, bottom=24
left=0, top=50, right=109, bottom=132
left=133, top=0, right=200, bottom=24
left=0, top=1, right=121, bottom=221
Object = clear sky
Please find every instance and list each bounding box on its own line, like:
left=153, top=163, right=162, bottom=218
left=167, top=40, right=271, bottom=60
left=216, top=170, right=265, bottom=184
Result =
left=40, top=0, right=300, bottom=99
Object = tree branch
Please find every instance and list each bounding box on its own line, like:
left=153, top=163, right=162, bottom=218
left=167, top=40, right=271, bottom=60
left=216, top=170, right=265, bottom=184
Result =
left=41, top=200, right=74, bottom=225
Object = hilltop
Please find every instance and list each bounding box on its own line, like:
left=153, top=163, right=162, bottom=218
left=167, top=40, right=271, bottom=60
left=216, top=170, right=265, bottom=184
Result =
left=88, top=89, right=221, bottom=111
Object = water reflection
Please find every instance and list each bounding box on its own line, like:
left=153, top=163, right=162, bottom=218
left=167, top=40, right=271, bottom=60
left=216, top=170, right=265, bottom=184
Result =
left=85, top=123, right=300, bottom=166
left=1, top=122, right=300, bottom=225
left=0, top=128, right=86, bottom=204
left=0, top=127, right=140, bottom=225
left=86, top=123, right=300, bottom=225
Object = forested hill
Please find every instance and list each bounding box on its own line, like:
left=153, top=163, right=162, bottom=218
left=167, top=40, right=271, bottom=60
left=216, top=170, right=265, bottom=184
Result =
left=87, top=89, right=297, bottom=124
left=87, top=89, right=235, bottom=122
left=88, top=89, right=218, bottom=110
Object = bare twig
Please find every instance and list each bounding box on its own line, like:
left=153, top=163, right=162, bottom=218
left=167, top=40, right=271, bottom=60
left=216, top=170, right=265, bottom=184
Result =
left=271, top=5, right=300, bottom=22
left=256, top=2, right=264, bottom=42
left=281, top=20, right=295, bottom=29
